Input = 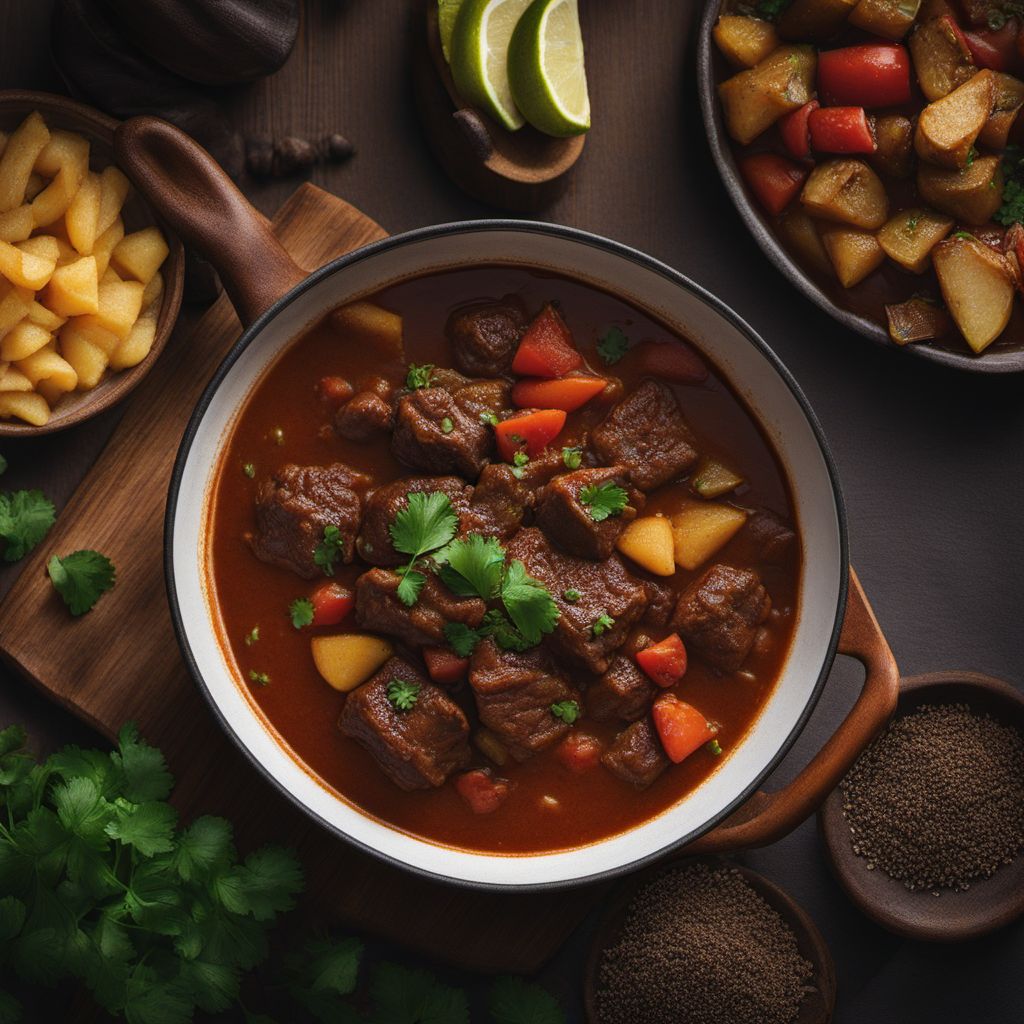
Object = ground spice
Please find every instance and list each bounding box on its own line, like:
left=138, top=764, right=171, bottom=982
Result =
left=596, top=861, right=813, bottom=1024
left=841, top=703, right=1024, bottom=892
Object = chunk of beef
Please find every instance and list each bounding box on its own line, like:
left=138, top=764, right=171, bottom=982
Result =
left=642, top=579, right=675, bottom=627
left=392, top=387, right=492, bottom=479
left=586, top=655, right=656, bottom=722
left=334, top=390, right=393, bottom=441
left=454, top=378, right=512, bottom=421
left=671, top=563, right=771, bottom=673
left=339, top=657, right=470, bottom=790
left=251, top=463, right=366, bottom=578
left=469, top=638, right=574, bottom=761
left=356, top=476, right=468, bottom=566
left=591, top=380, right=699, bottom=490
left=355, top=568, right=485, bottom=647
left=732, top=509, right=797, bottom=565
left=460, top=463, right=530, bottom=541
left=507, top=528, right=648, bottom=674
left=447, top=298, right=525, bottom=377
left=534, top=466, right=641, bottom=560
left=516, top=444, right=573, bottom=489
left=601, top=717, right=669, bottom=788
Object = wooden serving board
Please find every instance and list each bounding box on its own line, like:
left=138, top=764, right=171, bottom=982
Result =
left=0, top=184, right=601, bottom=973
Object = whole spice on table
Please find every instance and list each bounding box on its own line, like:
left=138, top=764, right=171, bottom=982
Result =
left=246, top=133, right=357, bottom=177
left=841, top=702, right=1024, bottom=892
left=596, top=861, right=813, bottom=1024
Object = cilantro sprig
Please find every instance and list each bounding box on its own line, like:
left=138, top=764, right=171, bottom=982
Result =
left=550, top=700, right=580, bottom=724
left=314, top=525, right=345, bottom=577
left=389, top=491, right=459, bottom=606
left=387, top=678, right=421, bottom=711
left=997, top=145, right=1024, bottom=226
left=579, top=481, right=629, bottom=522
left=289, top=597, right=314, bottom=629
left=0, top=488, right=55, bottom=562
left=597, top=326, right=629, bottom=365
left=437, top=533, right=506, bottom=600
left=406, top=363, right=435, bottom=390
left=47, top=549, right=115, bottom=615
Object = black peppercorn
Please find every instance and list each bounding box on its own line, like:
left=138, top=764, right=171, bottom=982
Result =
left=322, top=132, right=355, bottom=162
left=273, top=135, right=316, bottom=175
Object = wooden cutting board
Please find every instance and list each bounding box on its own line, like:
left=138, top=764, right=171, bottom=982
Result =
left=0, top=183, right=601, bottom=973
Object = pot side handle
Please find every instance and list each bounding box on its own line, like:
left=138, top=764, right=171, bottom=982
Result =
left=114, top=116, right=305, bottom=328
left=684, top=568, right=898, bottom=855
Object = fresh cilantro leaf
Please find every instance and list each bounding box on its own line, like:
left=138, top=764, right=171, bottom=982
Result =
left=479, top=610, right=533, bottom=652
left=512, top=451, right=529, bottom=468
left=390, top=492, right=459, bottom=607
left=245, top=626, right=260, bottom=646
left=591, top=612, right=615, bottom=637
left=490, top=976, right=565, bottom=1024
left=579, top=482, right=628, bottom=522
left=437, top=534, right=506, bottom=599
left=550, top=700, right=580, bottom=724
left=396, top=570, right=426, bottom=607
left=562, top=588, right=581, bottom=603
left=314, top=525, right=344, bottom=577
left=121, top=968, right=193, bottom=1024
left=406, top=363, right=435, bottom=390
left=444, top=622, right=483, bottom=658
left=173, top=816, right=233, bottom=881
left=440, top=417, right=454, bottom=434
left=480, top=411, right=499, bottom=427
left=387, top=678, right=420, bottom=711
left=596, top=326, right=629, bottom=365
left=53, top=776, right=110, bottom=843
left=243, top=463, right=256, bottom=479
left=290, top=935, right=363, bottom=998
left=289, top=598, right=314, bottom=629
left=561, top=446, right=582, bottom=470
left=114, top=723, right=173, bottom=803
left=371, top=962, right=469, bottom=1024
left=106, top=801, right=177, bottom=857
left=181, top=958, right=240, bottom=1014
left=756, top=0, right=792, bottom=19
left=249, top=670, right=270, bottom=686
left=0, top=896, right=26, bottom=942
left=997, top=146, right=1024, bottom=226
left=0, top=490, right=55, bottom=562
left=46, top=550, right=115, bottom=615
left=707, top=738, right=723, bottom=755
left=214, top=847, right=303, bottom=922
left=500, top=560, right=559, bottom=645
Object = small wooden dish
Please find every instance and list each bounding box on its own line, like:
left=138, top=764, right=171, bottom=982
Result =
left=412, top=0, right=585, bottom=212
left=820, top=671, right=1024, bottom=942
left=583, top=856, right=836, bottom=1024
left=0, top=90, right=184, bottom=437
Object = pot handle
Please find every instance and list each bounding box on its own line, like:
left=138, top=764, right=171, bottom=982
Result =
left=684, top=568, right=898, bottom=855
left=114, top=116, right=305, bottom=328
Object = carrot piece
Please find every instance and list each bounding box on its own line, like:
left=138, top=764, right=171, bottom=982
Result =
left=652, top=695, right=717, bottom=763
left=494, top=408, right=567, bottom=461
left=423, top=646, right=470, bottom=685
left=738, top=153, right=809, bottom=216
left=318, top=375, right=353, bottom=407
left=455, top=769, right=510, bottom=814
left=632, top=340, right=707, bottom=384
left=310, top=582, right=353, bottom=626
left=511, top=304, right=583, bottom=378
left=636, top=633, right=688, bottom=688
left=510, top=375, right=607, bottom=411
left=555, top=733, right=603, bottom=773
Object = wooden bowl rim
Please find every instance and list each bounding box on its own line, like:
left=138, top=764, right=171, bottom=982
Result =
left=0, top=89, right=185, bottom=437
left=695, top=3, right=1024, bottom=375
left=819, top=670, right=1024, bottom=942
left=582, top=854, right=836, bottom=1024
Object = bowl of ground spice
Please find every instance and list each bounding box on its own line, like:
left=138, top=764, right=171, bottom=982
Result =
left=820, top=672, right=1024, bottom=942
left=585, top=857, right=835, bottom=1024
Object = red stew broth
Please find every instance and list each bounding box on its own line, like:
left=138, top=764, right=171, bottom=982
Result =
left=206, top=266, right=801, bottom=854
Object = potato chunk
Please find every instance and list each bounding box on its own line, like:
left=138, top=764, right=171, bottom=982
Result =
left=311, top=634, right=393, bottom=692
left=821, top=227, right=886, bottom=287
left=712, top=16, right=779, bottom=68
left=0, top=391, right=49, bottom=425
left=671, top=503, right=748, bottom=571
left=330, top=300, right=404, bottom=358
left=96, top=166, right=130, bottom=236
left=909, top=15, right=976, bottom=103
left=110, top=227, right=169, bottom=285
left=917, top=155, right=1002, bottom=224
left=978, top=72, right=1024, bottom=150
left=0, top=239, right=54, bottom=289
left=801, top=159, right=889, bottom=229
left=66, top=171, right=101, bottom=254
left=75, top=279, right=144, bottom=341
left=871, top=114, right=915, bottom=179
left=42, top=255, right=99, bottom=317
left=877, top=208, right=954, bottom=272
left=0, top=281, right=31, bottom=337
left=0, top=322, right=51, bottom=363
left=849, top=0, right=920, bottom=40
left=915, top=70, right=994, bottom=169
left=778, top=208, right=833, bottom=277
left=0, top=112, right=50, bottom=213
left=616, top=516, right=676, bottom=577
left=0, top=206, right=33, bottom=243
left=109, top=312, right=157, bottom=371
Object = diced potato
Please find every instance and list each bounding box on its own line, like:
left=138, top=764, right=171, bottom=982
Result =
left=932, top=235, right=1016, bottom=352
left=712, top=15, right=779, bottom=68
left=473, top=728, right=509, bottom=766
left=34, top=129, right=89, bottom=185
left=311, top=633, right=393, bottom=691
left=821, top=227, right=886, bottom=287
left=885, top=296, right=952, bottom=344
left=100, top=267, right=122, bottom=285
left=917, top=155, right=1002, bottom=224
left=0, top=366, right=33, bottom=392
left=0, top=281, right=32, bottom=338
left=691, top=457, right=744, bottom=499
left=92, top=218, right=125, bottom=279
left=0, top=239, right=55, bottom=289
left=66, top=171, right=101, bottom=254
left=978, top=72, right=1024, bottom=149
left=915, top=70, right=994, bottom=169
left=777, top=208, right=833, bottom=278
left=23, top=174, right=45, bottom=202
left=777, top=0, right=857, bottom=39
left=870, top=114, right=915, bottom=179
left=57, top=326, right=108, bottom=388
left=27, top=301, right=66, bottom=332
left=330, top=300, right=404, bottom=358
left=0, top=391, right=49, bottom=425
left=718, top=45, right=816, bottom=145
left=62, top=317, right=120, bottom=357
left=16, top=346, right=77, bottom=391
left=96, top=166, right=130, bottom=236
left=877, top=208, right=954, bottom=272
left=110, top=227, right=169, bottom=285
left=909, top=15, right=976, bottom=102
left=0, top=321, right=51, bottom=363
left=42, top=255, right=99, bottom=317
left=801, top=159, right=889, bottom=229
left=17, top=234, right=60, bottom=264
left=0, top=112, right=50, bottom=213
left=30, top=166, right=76, bottom=229
left=616, top=516, right=676, bottom=576
left=108, top=312, right=156, bottom=370
left=75, top=279, right=144, bottom=341
left=849, top=0, right=920, bottom=40
left=671, top=503, right=749, bottom=571
left=142, top=269, right=164, bottom=311
left=0, top=206, right=33, bottom=243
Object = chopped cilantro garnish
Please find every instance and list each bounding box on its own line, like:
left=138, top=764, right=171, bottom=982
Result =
left=405, top=363, right=434, bottom=390
left=591, top=612, right=615, bottom=637
left=966, top=146, right=977, bottom=168
left=387, top=678, right=420, bottom=711
left=243, top=462, right=256, bottom=478
left=500, top=559, right=559, bottom=644
left=479, top=609, right=533, bottom=652
left=245, top=626, right=260, bottom=646
left=562, top=588, right=581, bottom=603
left=289, top=597, right=314, bottom=629
left=511, top=466, right=526, bottom=480
left=562, top=446, right=582, bottom=470
left=756, top=0, right=792, bottom=18
left=579, top=481, right=629, bottom=522
left=597, top=325, right=629, bottom=365
left=389, top=491, right=459, bottom=607
left=0, top=488, right=55, bottom=562
left=440, top=417, right=454, bottom=434
left=905, top=215, right=919, bottom=233
left=952, top=230, right=976, bottom=240
left=513, top=450, right=529, bottom=467
left=480, top=410, right=500, bottom=426
left=707, top=738, right=723, bottom=756
left=444, top=621, right=482, bottom=658
left=314, top=525, right=344, bottom=577
left=438, top=533, right=506, bottom=599
left=249, top=670, right=270, bottom=686
left=46, top=550, right=115, bottom=615
left=996, top=145, right=1024, bottom=226
left=550, top=700, right=580, bottom=724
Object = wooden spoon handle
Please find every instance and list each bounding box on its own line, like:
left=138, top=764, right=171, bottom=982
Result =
left=685, top=568, right=899, bottom=854
left=114, top=115, right=305, bottom=327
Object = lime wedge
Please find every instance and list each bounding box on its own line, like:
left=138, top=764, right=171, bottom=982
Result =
left=508, top=0, right=590, bottom=137
left=450, top=0, right=534, bottom=131
left=438, top=0, right=464, bottom=62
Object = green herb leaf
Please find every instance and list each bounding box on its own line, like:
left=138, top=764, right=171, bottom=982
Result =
left=996, top=145, right=1024, bottom=226
left=245, top=626, right=260, bottom=646
left=479, top=609, right=533, bottom=652
left=173, top=816, right=233, bottom=881
left=372, top=962, right=469, bottom=1024
left=490, top=976, right=566, bottom=1024
left=500, top=560, right=559, bottom=645
left=105, top=801, right=177, bottom=857
left=0, top=489, right=55, bottom=562
left=480, top=411, right=500, bottom=427
left=114, top=722, right=174, bottom=803
left=396, top=570, right=427, bottom=608
left=562, top=588, right=581, bottom=603
left=443, top=622, right=482, bottom=658
left=387, top=678, right=421, bottom=712
left=289, top=598, right=315, bottom=629
left=755, top=0, right=792, bottom=19
left=591, top=612, right=615, bottom=637
left=440, top=417, right=454, bottom=434
left=406, top=363, right=435, bottom=390
left=707, top=738, right=723, bottom=756
left=512, top=451, right=529, bottom=468
left=550, top=700, right=580, bottom=724
left=243, top=462, right=256, bottom=479
left=390, top=492, right=459, bottom=607
left=46, top=550, right=115, bottom=615
left=249, top=670, right=270, bottom=686
left=579, top=482, right=628, bottom=522
left=314, top=525, right=344, bottom=577
left=561, top=446, right=582, bottom=470
left=437, top=534, right=506, bottom=599
left=596, top=326, right=629, bottom=365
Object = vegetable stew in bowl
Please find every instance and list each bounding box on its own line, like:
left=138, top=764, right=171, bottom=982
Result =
left=206, top=266, right=801, bottom=854
left=707, top=0, right=1024, bottom=365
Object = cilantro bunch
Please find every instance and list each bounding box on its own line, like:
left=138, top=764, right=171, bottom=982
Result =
left=996, top=145, right=1024, bottom=227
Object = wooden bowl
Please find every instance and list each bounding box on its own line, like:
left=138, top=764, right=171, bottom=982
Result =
left=696, top=4, right=1024, bottom=375
left=819, top=671, right=1024, bottom=942
left=583, top=856, right=836, bottom=1024
left=0, top=90, right=184, bottom=437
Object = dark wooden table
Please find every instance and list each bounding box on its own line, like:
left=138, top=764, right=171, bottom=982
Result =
left=1, top=1, right=1022, bottom=1021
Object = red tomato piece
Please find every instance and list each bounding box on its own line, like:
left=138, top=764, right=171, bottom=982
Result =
left=511, top=304, right=583, bottom=378
left=631, top=339, right=708, bottom=384
left=808, top=107, right=876, bottom=154
left=778, top=99, right=819, bottom=161
left=455, top=770, right=510, bottom=814
left=318, top=376, right=354, bottom=407
left=636, top=633, right=688, bottom=688
left=817, top=44, right=912, bottom=108
left=965, top=20, right=1019, bottom=71
left=738, top=153, right=809, bottom=216
left=510, top=375, right=607, bottom=412
left=652, top=696, right=718, bottom=764
left=423, top=646, right=470, bottom=685
left=310, top=582, right=354, bottom=627
left=555, top=733, right=603, bottom=773
left=494, top=408, right=567, bottom=461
